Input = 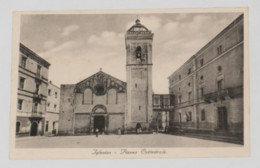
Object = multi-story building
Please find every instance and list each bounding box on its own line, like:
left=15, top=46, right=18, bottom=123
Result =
left=168, top=14, right=244, bottom=141
left=45, top=81, right=60, bottom=135
left=16, top=43, right=50, bottom=136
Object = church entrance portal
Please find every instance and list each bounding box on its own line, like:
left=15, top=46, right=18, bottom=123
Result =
left=94, top=116, right=105, bottom=133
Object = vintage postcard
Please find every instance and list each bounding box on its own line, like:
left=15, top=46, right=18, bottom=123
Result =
left=9, top=8, right=249, bottom=159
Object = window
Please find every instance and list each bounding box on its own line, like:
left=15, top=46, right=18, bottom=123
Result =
left=54, top=104, right=57, bottom=110
left=107, top=88, right=117, bottom=104
left=179, top=75, right=181, bottom=80
left=139, top=106, right=141, bottom=110
left=200, top=59, right=204, bottom=66
left=55, top=92, right=58, bottom=98
left=188, top=82, right=191, bottom=87
left=154, top=97, right=159, bottom=105
left=37, top=65, right=41, bottom=76
left=19, top=77, right=25, bottom=89
left=188, top=68, right=191, bottom=75
left=201, top=110, right=206, bottom=121
left=217, top=65, right=222, bottom=73
left=200, top=88, right=204, bottom=97
left=178, top=96, right=182, bottom=105
left=35, top=83, right=40, bottom=93
left=83, top=88, right=92, bottom=104
left=47, top=102, right=50, bottom=107
left=45, top=121, right=49, bottom=132
left=188, top=92, right=192, bottom=102
left=33, top=103, right=38, bottom=113
left=164, top=97, right=169, bottom=106
left=16, top=122, right=20, bottom=133
left=217, top=79, right=224, bottom=91
left=217, top=45, right=223, bottom=55
left=200, top=75, right=204, bottom=81
left=186, top=112, right=192, bottom=121
left=53, top=122, right=56, bottom=130
left=94, top=84, right=105, bottom=95
left=21, top=56, right=27, bottom=68
left=48, top=89, right=51, bottom=96
left=136, top=46, right=142, bottom=59
left=17, top=99, right=23, bottom=110
left=135, top=83, right=137, bottom=88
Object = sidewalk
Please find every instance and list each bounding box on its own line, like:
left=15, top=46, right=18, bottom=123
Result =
left=168, top=132, right=243, bottom=145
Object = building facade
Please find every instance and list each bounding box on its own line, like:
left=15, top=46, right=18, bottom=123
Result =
left=16, top=43, right=50, bottom=136
left=168, top=15, right=244, bottom=140
left=58, top=71, right=127, bottom=135
left=45, top=81, right=60, bottom=135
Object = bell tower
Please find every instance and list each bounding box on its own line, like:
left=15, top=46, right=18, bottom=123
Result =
left=125, top=19, right=153, bottom=130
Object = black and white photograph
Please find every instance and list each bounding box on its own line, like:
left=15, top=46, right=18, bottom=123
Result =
left=9, top=8, right=249, bottom=159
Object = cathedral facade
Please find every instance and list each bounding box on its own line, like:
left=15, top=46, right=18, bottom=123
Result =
left=58, top=20, right=157, bottom=135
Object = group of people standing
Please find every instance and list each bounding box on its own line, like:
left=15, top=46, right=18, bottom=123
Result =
left=94, top=128, right=123, bottom=137
left=94, top=125, right=143, bottom=137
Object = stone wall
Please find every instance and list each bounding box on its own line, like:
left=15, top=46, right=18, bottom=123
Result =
left=58, top=84, right=75, bottom=135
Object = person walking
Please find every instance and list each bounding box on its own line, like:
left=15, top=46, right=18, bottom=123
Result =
left=95, top=128, right=99, bottom=138
left=118, top=128, right=121, bottom=138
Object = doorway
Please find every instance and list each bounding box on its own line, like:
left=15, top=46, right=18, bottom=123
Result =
left=218, top=107, right=228, bottom=130
left=30, top=122, right=38, bottom=136
left=94, top=116, right=105, bottom=133
left=136, top=123, right=142, bottom=133
left=16, top=122, right=20, bottom=133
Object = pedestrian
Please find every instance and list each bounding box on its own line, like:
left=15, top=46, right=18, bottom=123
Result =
left=118, top=128, right=121, bottom=137
left=95, top=128, right=99, bottom=138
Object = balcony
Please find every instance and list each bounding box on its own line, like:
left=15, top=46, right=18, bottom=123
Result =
left=204, top=87, right=243, bottom=103
left=33, top=92, right=44, bottom=102
left=153, top=104, right=174, bottom=111
left=35, top=73, right=44, bottom=83
left=153, top=94, right=174, bottom=111
left=17, top=111, right=44, bottom=119
left=29, top=112, right=43, bottom=119
left=174, top=99, right=196, bottom=108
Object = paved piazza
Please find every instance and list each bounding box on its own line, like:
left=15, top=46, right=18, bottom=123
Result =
left=16, top=134, right=242, bottom=148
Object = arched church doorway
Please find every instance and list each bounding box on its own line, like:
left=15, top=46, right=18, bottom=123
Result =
left=30, top=122, right=38, bottom=136
left=94, top=116, right=105, bottom=133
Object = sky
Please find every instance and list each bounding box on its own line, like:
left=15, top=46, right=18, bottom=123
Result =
left=20, top=12, right=241, bottom=93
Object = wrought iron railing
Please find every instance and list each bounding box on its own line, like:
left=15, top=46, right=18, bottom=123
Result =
left=153, top=104, right=174, bottom=109
left=204, top=87, right=243, bottom=103
left=30, top=111, right=43, bottom=118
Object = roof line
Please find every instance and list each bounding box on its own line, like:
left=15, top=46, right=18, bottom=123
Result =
left=20, top=43, right=51, bottom=68
left=76, top=71, right=126, bottom=86
left=168, top=14, right=244, bottom=79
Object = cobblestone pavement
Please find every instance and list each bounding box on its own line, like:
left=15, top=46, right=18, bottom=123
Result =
left=16, top=133, right=242, bottom=148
